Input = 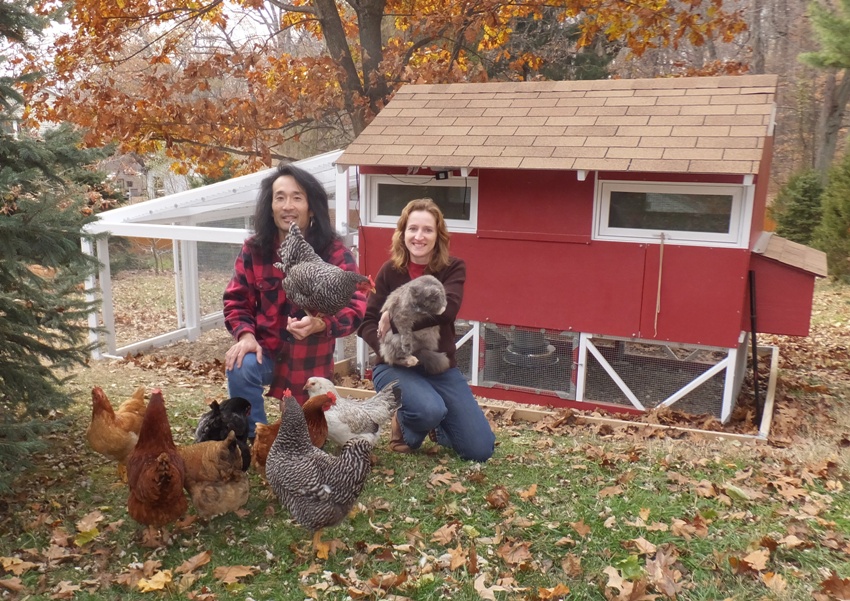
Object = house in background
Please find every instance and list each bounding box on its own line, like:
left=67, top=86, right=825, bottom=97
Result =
left=99, top=154, right=190, bottom=202
left=337, top=74, right=827, bottom=422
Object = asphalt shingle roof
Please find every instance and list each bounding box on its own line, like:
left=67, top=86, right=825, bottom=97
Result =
left=337, top=75, right=778, bottom=175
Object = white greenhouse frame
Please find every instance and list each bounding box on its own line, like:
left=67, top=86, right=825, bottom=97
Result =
left=83, top=150, right=359, bottom=359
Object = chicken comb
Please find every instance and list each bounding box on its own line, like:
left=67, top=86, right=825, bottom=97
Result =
left=283, top=388, right=292, bottom=397
left=326, top=391, right=336, bottom=401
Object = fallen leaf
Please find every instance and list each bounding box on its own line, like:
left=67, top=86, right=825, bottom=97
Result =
left=561, top=553, right=582, bottom=577
left=0, top=557, right=39, bottom=576
left=818, top=570, right=850, bottom=600
left=213, top=565, right=256, bottom=584
left=138, top=570, right=172, bottom=592
left=473, top=574, right=508, bottom=601
left=743, top=549, right=769, bottom=572
left=51, top=580, right=81, bottom=599
left=429, top=471, right=455, bottom=487
left=431, top=523, right=459, bottom=545
left=519, top=484, right=537, bottom=500
left=763, top=572, right=787, bottom=594
left=599, top=485, right=623, bottom=498
left=175, top=550, right=212, bottom=574
left=486, top=485, right=510, bottom=509
left=571, top=520, right=591, bottom=537
left=497, top=541, right=533, bottom=566
left=538, top=582, right=570, bottom=599
left=449, top=544, right=466, bottom=571
left=75, top=510, right=105, bottom=532
left=628, top=537, right=657, bottom=555
left=0, top=578, right=26, bottom=593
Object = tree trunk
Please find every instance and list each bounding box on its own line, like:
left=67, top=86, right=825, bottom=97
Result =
left=352, top=0, right=389, bottom=116
left=751, top=0, right=765, bottom=73
left=312, top=0, right=367, bottom=136
left=815, top=70, right=850, bottom=181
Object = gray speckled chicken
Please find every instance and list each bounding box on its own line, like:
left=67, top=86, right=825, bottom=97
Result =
left=274, top=223, right=373, bottom=317
left=303, top=377, right=401, bottom=447
left=266, top=390, right=373, bottom=552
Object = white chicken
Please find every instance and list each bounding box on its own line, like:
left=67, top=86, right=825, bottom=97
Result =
left=303, top=377, right=401, bottom=447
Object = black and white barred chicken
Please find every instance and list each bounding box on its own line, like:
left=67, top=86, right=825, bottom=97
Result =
left=303, top=377, right=401, bottom=447
left=266, top=389, right=373, bottom=554
left=274, top=223, right=373, bottom=317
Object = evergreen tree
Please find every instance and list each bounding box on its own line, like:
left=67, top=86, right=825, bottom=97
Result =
left=813, top=150, right=850, bottom=281
left=770, top=169, right=824, bottom=245
left=1, top=1, right=107, bottom=492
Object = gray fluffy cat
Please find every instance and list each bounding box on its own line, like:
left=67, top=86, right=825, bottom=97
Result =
left=379, top=275, right=450, bottom=375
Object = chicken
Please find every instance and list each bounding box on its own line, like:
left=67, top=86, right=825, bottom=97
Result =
left=86, top=386, right=147, bottom=480
left=303, top=377, right=401, bottom=447
left=266, top=391, right=373, bottom=554
left=178, top=431, right=249, bottom=519
left=301, top=392, right=330, bottom=448
left=126, top=389, right=187, bottom=539
left=252, top=397, right=328, bottom=479
left=194, top=397, right=251, bottom=471
left=251, top=420, right=280, bottom=479
left=274, top=223, right=373, bottom=317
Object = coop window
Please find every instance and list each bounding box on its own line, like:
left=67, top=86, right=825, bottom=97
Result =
left=595, top=181, right=748, bottom=247
left=363, top=174, right=478, bottom=232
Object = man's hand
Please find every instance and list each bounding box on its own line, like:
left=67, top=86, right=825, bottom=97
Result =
left=287, top=315, right=327, bottom=340
left=225, top=333, right=263, bottom=371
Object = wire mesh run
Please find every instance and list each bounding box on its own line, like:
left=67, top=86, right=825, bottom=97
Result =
left=583, top=337, right=729, bottom=417
left=459, top=323, right=577, bottom=399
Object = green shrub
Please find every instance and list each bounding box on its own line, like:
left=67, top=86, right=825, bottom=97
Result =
left=770, top=168, right=824, bottom=245
left=813, top=152, right=850, bottom=281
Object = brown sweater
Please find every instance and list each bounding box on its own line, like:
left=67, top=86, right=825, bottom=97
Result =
left=358, top=257, right=466, bottom=367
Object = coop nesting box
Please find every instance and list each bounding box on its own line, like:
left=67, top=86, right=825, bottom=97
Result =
left=338, top=75, right=827, bottom=423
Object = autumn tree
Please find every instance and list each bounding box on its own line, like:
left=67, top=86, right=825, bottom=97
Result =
left=0, top=1, right=115, bottom=492
left=25, top=0, right=748, bottom=179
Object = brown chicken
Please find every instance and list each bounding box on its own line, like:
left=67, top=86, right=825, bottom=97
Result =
left=126, top=389, right=187, bottom=541
left=252, top=393, right=328, bottom=479
left=86, top=386, right=147, bottom=480
left=251, top=420, right=280, bottom=479
left=178, top=431, right=249, bottom=519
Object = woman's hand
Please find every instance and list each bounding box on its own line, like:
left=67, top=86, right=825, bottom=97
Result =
left=225, top=333, right=263, bottom=371
left=377, top=311, right=391, bottom=340
left=287, top=315, right=327, bottom=340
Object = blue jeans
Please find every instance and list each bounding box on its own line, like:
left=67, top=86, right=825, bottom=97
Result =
left=373, top=363, right=495, bottom=462
left=226, top=352, right=275, bottom=438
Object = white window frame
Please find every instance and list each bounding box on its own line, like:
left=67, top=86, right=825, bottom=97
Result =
left=593, top=179, right=750, bottom=248
left=362, top=173, right=479, bottom=233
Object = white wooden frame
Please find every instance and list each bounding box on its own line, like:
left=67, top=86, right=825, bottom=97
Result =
left=361, top=173, right=479, bottom=233
left=83, top=150, right=357, bottom=359
left=593, top=179, right=754, bottom=248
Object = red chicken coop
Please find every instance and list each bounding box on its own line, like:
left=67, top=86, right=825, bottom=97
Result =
left=336, top=74, right=827, bottom=424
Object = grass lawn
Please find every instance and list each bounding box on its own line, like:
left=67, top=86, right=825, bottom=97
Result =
left=1, top=280, right=849, bottom=600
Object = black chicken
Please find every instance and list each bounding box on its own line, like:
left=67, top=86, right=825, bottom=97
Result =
left=194, top=397, right=251, bottom=470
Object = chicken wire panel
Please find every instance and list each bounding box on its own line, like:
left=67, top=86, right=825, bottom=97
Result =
left=473, top=323, right=576, bottom=399
left=583, top=337, right=729, bottom=417
left=105, top=233, right=243, bottom=349
left=196, top=217, right=249, bottom=316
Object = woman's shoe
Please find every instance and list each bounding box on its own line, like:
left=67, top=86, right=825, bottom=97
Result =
left=388, top=413, right=412, bottom=454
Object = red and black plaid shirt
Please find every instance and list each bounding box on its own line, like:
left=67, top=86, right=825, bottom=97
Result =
left=223, top=236, right=366, bottom=403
